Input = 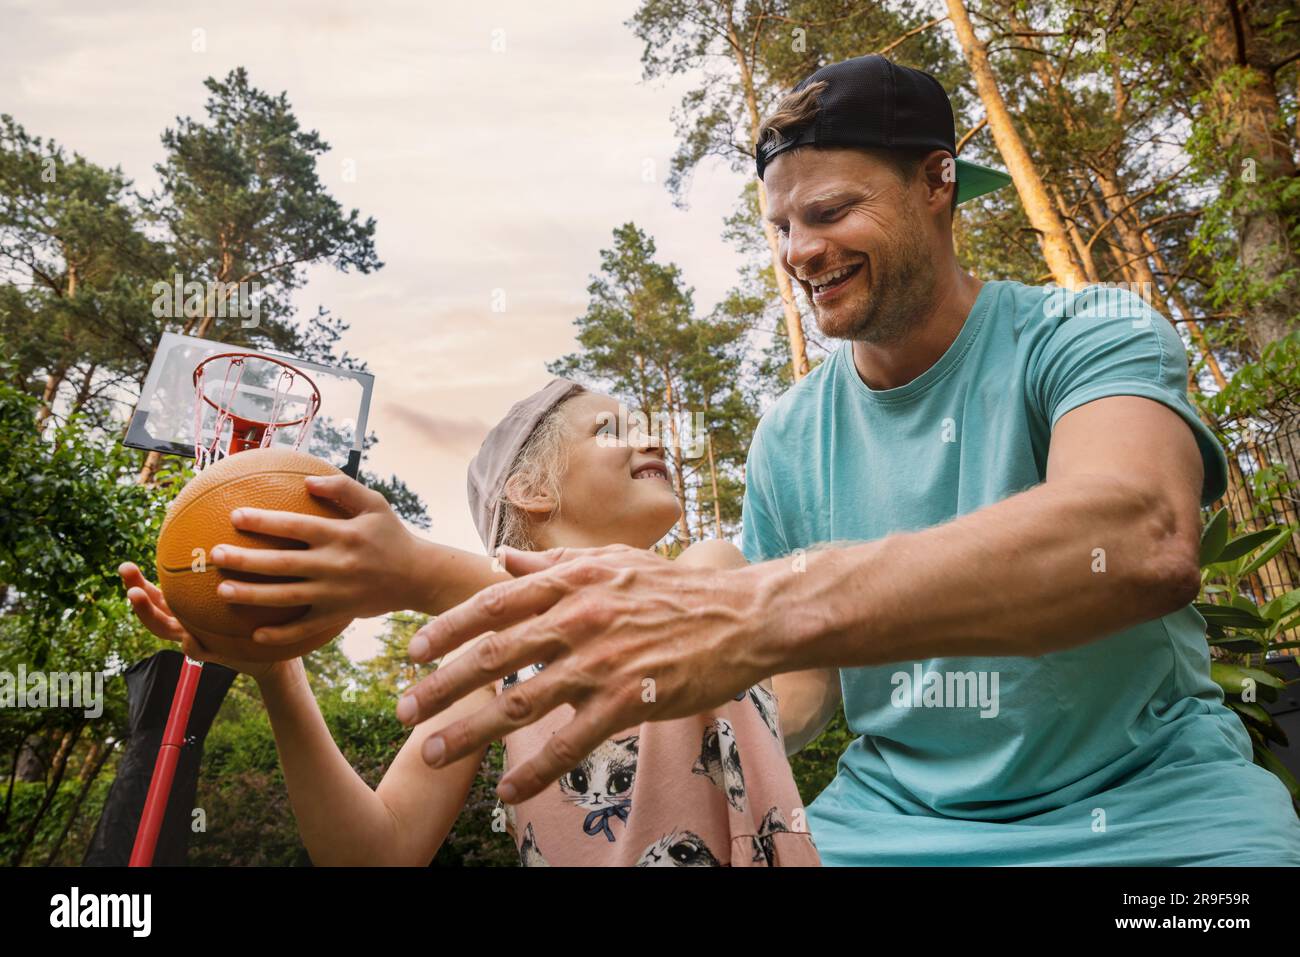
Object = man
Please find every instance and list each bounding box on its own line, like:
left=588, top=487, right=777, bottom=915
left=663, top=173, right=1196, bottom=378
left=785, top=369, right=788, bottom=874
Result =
left=401, top=55, right=1300, bottom=865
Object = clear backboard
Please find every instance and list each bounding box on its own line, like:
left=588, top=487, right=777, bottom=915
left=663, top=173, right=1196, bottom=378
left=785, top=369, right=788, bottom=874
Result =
left=124, top=332, right=374, bottom=477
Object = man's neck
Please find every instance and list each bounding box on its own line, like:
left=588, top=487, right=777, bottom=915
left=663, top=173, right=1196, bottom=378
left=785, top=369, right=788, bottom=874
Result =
left=850, top=270, right=984, bottom=391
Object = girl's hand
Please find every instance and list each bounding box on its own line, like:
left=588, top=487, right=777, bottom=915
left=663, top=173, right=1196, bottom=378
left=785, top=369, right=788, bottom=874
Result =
left=119, top=562, right=288, bottom=682
left=205, top=474, right=421, bottom=649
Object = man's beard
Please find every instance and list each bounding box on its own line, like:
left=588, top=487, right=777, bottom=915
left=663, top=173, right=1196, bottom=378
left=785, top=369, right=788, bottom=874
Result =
left=814, top=208, right=936, bottom=345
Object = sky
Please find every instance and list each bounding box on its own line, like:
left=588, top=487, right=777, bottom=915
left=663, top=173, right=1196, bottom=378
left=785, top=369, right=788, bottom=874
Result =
left=1, top=0, right=757, bottom=658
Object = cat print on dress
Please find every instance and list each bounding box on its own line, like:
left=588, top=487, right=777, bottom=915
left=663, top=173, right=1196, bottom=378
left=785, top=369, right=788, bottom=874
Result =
left=519, top=822, right=550, bottom=867
left=731, top=683, right=780, bottom=739
left=500, top=665, right=817, bottom=865
left=693, top=718, right=746, bottom=811
left=636, top=830, right=722, bottom=867
left=558, top=735, right=638, bottom=842
left=748, top=805, right=799, bottom=866
left=746, top=684, right=780, bottom=739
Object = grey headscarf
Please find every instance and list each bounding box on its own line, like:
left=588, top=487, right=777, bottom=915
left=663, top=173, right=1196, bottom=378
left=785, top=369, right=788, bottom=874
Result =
left=466, top=377, right=585, bottom=553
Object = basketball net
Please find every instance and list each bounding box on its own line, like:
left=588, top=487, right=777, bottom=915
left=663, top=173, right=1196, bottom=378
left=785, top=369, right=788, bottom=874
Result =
left=192, top=354, right=321, bottom=471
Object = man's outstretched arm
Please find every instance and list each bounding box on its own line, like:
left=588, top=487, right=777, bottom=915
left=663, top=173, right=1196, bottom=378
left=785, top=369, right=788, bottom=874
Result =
left=398, top=394, right=1206, bottom=802
left=770, top=394, right=1204, bottom=671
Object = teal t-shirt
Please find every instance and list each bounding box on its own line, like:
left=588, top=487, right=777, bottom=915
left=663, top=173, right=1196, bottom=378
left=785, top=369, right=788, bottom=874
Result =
left=741, top=279, right=1300, bottom=865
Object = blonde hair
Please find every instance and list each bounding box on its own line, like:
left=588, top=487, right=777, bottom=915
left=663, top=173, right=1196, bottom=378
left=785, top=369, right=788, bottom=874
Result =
left=495, top=384, right=587, bottom=551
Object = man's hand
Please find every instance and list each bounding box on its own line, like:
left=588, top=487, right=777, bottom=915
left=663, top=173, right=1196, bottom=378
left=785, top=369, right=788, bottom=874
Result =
left=397, top=544, right=779, bottom=803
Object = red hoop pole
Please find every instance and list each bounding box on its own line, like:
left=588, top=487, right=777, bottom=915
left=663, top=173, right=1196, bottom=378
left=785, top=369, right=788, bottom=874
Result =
left=129, top=656, right=203, bottom=866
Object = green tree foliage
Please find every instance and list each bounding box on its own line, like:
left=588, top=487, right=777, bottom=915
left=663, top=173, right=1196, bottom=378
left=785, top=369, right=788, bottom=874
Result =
left=148, top=68, right=382, bottom=354
left=0, top=68, right=429, bottom=867
left=0, top=378, right=174, bottom=863
left=1197, top=508, right=1300, bottom=810
left=0, top=377, right=170, bottom=643
left=0, top=115, right=166, bottom=425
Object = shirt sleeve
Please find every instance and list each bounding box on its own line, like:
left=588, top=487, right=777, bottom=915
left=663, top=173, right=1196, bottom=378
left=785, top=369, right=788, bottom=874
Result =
left=740, top=422, right=791, bottom=564
left=1030, top=285, right=1228, bottom=506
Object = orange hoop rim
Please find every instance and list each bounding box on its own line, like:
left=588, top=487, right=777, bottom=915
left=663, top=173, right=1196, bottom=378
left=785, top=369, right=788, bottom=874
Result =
left=192, top=351, right=322, bottom=429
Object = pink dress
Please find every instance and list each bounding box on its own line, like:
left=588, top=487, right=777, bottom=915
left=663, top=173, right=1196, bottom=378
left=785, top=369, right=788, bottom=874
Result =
left=493, top=665, right=822, bottom=867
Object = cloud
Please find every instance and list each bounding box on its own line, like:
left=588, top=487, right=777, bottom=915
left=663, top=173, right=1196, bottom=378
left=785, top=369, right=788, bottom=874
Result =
left=384, top=405, right=490, bottom=457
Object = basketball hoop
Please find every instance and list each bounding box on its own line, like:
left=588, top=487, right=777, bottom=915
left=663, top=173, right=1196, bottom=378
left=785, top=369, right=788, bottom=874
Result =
left=130, top=350, right=322, bottom=868
left=191, top=352, right=321, bottom=470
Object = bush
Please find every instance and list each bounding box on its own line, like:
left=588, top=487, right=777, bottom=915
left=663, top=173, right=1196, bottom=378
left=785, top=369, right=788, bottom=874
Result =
left=0, top=776, right=115, bottom=866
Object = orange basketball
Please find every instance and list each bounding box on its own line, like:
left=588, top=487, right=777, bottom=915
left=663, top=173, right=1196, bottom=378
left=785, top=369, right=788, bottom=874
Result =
left=156, top=447, right=349, bottom=663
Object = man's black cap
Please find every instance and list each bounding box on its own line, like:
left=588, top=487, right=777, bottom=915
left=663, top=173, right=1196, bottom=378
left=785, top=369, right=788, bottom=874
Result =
left=755, top=54, right=1012, bottom=205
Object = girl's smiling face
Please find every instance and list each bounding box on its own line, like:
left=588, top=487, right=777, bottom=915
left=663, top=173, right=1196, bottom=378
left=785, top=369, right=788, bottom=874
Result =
left=519, top=392, right=682, bottom=550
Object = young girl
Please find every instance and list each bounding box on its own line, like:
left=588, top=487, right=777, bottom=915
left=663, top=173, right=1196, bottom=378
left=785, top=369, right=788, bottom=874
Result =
left=120, top=378, right=826, bottom=866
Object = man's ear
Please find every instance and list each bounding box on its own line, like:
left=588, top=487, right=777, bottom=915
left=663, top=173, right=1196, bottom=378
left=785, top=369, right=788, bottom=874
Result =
left=920, top=149, right=956, bottom=217
left=503, top=473, right=556, bottom=519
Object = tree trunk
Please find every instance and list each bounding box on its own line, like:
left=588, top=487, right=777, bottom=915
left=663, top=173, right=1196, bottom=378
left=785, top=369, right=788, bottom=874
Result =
left=44, top=738, right=117, bottom=867
left=137, top=450, right=164, bottom=485
left=1, top=740, right=24, bottom=830
left=48, top=728, right=77, bottom=784
left=662, top=377, right=693, bottom=544
left=1195, top=3, right=1300, bottom=572
left=725, top=17, right=811, bottom=381
left=706, top=432, right=723, bottom=538
left=11, top=722, right=83, bottom=867
left=1022, top=124, right=1100, bottom=283
left=77, top=740, right=102, bottom=783
left=35, top=367, right=66, bottom=431
left=1009, top=19, right=1117, bottom=287
left=14, top=734, right=45, bottom=782
left=1196, top=1, right=1298, bottom=354
left=944, top=0, right=1087, bottom=288
left=70, top=363, right=98, bottom=416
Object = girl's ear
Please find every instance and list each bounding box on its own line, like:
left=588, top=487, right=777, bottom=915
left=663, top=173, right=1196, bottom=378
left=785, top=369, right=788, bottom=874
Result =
left=503, top=473, right=556, bottom=519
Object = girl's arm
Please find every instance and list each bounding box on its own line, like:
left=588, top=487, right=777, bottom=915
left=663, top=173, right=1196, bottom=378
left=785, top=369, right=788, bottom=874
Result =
left=414, top=539, right=513, bottom=614
left=257, top=638, right=495, bottom=867
left=771, top=668, right=841, bottom=756
left=122, top=560, right=497, bottom=864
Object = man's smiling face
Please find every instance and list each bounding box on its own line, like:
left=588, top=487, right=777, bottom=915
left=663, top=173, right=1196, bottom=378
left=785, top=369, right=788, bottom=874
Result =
left=763, top=146, right=938, bottom=344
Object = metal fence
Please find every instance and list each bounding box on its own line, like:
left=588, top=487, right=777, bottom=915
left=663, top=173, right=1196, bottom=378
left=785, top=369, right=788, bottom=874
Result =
left=1210, top=419, right=1300, bottom=652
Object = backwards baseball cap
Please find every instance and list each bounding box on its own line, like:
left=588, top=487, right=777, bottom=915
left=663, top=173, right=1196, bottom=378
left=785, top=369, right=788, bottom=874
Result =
left=467, top=377, right=586, bottom=553
left=755, top=54, right=1012, bottom=205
